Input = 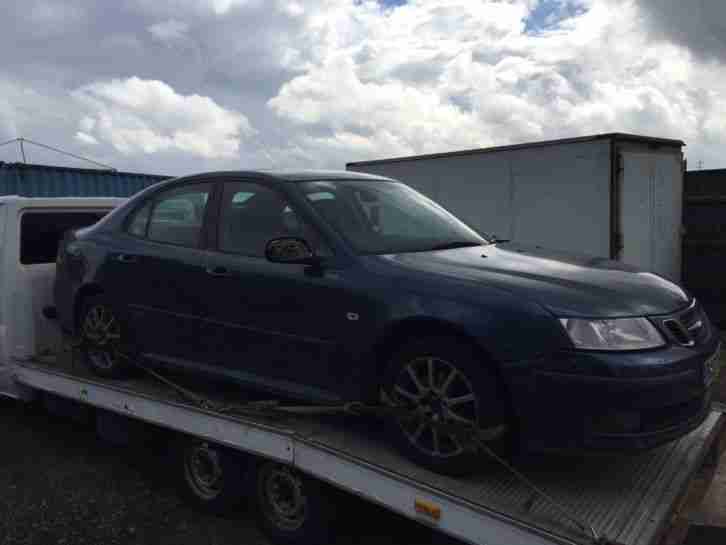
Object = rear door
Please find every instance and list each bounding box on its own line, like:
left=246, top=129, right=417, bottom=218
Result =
left=104, top=182, right=214, bottom=364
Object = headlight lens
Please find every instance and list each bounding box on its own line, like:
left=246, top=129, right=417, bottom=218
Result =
left=559, top=317, right=665, bottom=350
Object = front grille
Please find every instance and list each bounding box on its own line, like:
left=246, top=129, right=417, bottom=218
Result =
left=681, top=305, right=710, bottom=344
left=592, top=396, right=706, bottom=434
left=656, top=301, right=710, bottom=347
left=663, top=319, right=692, bottom=346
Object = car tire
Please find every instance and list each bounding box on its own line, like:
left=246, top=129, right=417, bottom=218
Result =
left=175, top=437, right=249, bottom=515
left=253, top=460, right=337, bottom=545
left=78, top=294, right=131, bottom=379
left=381, top=336, right=510, bottom=477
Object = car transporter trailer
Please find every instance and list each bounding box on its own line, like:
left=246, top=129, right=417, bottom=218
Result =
left=1, top=343, right=722, bottom=545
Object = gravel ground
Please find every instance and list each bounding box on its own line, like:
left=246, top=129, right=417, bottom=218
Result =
left=0, top=397, right=455, bottom=545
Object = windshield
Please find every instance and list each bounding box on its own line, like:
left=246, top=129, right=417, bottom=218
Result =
left=299, top=180, right=487, bottom=255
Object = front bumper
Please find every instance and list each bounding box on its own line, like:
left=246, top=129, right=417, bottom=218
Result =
left=510, top=339, right=721, bottom=453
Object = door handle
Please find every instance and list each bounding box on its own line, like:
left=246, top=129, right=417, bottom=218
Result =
left=115, top=253, right=138, bottom=264
left=206, top=266, right=234, bottom=277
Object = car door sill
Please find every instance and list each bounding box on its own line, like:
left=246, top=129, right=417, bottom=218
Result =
left=142, top=352, right=342, bottom=404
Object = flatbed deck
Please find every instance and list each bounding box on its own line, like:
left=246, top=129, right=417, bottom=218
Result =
left=12, top=354, right=724, bottom=545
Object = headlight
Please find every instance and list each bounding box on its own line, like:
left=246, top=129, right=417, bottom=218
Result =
left=559, top=317, right=665, bottom=350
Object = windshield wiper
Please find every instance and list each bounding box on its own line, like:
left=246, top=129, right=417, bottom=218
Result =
left=427, top=241, right=484, bottom=251
left=482, top=232, right=509, bottom=245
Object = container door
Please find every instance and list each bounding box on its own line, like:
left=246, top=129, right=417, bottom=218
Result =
left=619, top=151, right=683, bottom=281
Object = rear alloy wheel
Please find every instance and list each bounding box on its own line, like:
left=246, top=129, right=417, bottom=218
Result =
left=254, top=461, right=336, bottom=545
left=79, top=295, right=129, bottom=379
left=383, top=336, right=509, bottom=476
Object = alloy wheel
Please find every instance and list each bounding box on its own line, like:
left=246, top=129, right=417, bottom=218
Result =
left=390, top=356, right=479, bottom=458
left=82, top=304, right=122, bottom=370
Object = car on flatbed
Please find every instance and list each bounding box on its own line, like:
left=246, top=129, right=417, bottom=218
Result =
left=53, top=170, right=721, bottom=476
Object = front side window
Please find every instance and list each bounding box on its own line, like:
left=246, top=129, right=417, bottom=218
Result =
left=218, top=181, right=325, bottom=257
left=146, top=184, right=212, bottom=247
left=299, top=180, right=486, bottom=255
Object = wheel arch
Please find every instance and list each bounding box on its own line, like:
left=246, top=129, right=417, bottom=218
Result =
left=371, top=317, right=511, bottom=401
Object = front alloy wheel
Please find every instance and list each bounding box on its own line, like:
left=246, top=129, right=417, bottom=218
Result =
left=383, top=336, right=509, bottom=476
left=391, top=356, right=479, bottom=459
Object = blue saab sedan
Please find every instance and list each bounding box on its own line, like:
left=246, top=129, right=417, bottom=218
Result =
left=54, top=170, right=721, bottom=475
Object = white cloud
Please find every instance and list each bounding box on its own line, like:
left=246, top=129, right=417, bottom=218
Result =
left=6, top=0, right=726, bottom=172
left=205, top=0, right=241, bottom=14
left=185, top=0, right=263, bottom=15
left=262, top=0, right=726, bottom=169
left=74, top=76, right=255, bottom=159
left=148, top=19, right=189, bottom=42
left=75, top=131, right=98, bottom=145
left=79, top=116, right=95, bottom=133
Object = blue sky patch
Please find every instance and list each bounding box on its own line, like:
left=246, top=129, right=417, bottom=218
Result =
left=378, top=0, right=407, bottom=8
left=524, top=0, right=587, bottom=34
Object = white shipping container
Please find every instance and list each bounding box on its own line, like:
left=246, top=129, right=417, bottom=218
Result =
left=347, top=133, right=685, bottom=281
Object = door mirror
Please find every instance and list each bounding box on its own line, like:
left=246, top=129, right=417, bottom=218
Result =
left=265, top=237, right=317, bottom=265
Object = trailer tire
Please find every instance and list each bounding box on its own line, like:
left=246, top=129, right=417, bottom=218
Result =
left=382, top=336, right=510, bottom=477
left=176, top=437, right=249, bottom=515
left=253, top=460, right=336, bottom=545
left=79, top=295, right=132, bottom=379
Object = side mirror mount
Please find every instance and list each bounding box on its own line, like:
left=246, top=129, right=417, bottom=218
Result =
left=265, top=237, right=319, bottom=265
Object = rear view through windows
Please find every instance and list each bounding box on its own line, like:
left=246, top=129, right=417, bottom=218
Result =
left=21, top=211, right=109, bottom=265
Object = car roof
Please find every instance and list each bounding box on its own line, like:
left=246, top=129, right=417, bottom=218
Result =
left=167, top=169, right=397, bottom=184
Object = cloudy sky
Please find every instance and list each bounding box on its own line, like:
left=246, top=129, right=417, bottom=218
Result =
left=0, top=0, right=724, bottom=175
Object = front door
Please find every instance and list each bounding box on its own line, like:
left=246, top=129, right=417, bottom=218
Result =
left=199, top=180, right=358, bottom=401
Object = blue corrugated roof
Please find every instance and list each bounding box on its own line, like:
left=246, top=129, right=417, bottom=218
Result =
left=0, top=162, right=171, bottom=198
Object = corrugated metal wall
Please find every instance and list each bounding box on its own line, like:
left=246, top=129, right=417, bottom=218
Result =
left=0, top=162, right=170, bottom=198
left=683, top=169, right=726, bottom=326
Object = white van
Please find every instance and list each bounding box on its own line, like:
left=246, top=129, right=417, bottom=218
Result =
left=0, top=196, right=124, bottom=397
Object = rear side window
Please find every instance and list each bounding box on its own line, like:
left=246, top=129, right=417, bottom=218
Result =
left=20, top=211, right=109, bottom=265
left=147, top=184, right=212, bottom=247
left=127, top=202, right=152, bottom=237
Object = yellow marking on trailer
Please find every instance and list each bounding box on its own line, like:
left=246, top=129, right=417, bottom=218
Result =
left=414, top=499, right=441, bottom=521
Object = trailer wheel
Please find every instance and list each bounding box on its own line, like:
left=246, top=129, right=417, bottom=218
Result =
left=253, top=461, right=336, bottom=545
left=381, top=336, right=510, bottom=477
left=79, top=295, right=131, bottom=379
left=176, top=438, right=249, bottom=514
